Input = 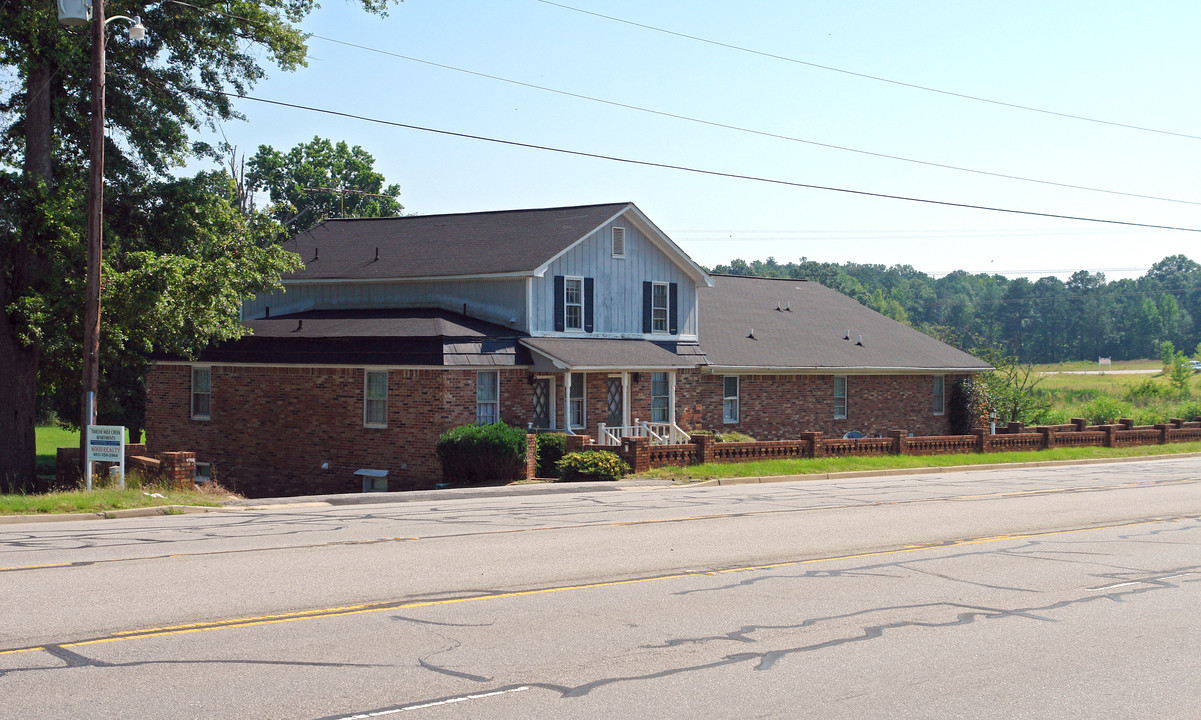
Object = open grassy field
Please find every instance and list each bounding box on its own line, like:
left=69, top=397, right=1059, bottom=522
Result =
left=0, top=485, right=228, bottom=515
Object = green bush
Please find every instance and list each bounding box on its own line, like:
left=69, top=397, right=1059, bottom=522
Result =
left=535, top=432, right=568, bottom=478
left=556, top=451, right=630, bottom=481
left=1132, top=404, right=1170, bottom=426
left=436, top=422, right=528, bottom=484
left=1173, top=400, right=1201, bottom=422
left=714, top=431, right=756, bottom=443
left=1126, top=378, right=1168, bottom=404
left=1076, top=396, right=1133, bottom=425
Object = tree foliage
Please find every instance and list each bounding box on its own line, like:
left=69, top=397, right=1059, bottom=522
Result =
left=710, top=254, right=1201, bottom=364
left=0, top=0, right=395, bottom=488
left=247, top=136, right=403, bottom=235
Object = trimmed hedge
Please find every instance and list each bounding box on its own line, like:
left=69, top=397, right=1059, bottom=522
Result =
left=436, top=422, right=528, bottom=484
left=535, top=432, right=568, bottom=478
left=556, top=451, right=630, bottom=482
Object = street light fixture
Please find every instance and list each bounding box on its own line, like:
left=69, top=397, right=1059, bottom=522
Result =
left=59, top=1, right=146, bottom=490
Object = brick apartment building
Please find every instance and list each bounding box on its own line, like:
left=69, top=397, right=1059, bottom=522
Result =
left=146, top=202, right=989, bottom=496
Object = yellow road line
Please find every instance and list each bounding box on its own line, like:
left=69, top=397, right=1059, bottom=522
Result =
left=1, top=515, right=1189, bottom=658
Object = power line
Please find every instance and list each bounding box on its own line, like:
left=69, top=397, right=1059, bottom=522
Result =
left=306, top=33, right=1201, bottom=208
left=536, top=0, right=1201, bottom=142
left=220, top=90, right=1201, bottom=234
left=164, top=0, right=1200, bottom=208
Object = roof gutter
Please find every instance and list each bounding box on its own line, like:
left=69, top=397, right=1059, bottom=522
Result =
left=701, top=365, right=993, bottom=375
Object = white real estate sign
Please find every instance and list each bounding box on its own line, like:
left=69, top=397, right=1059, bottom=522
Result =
left=86, top=424, right=125, bottom=489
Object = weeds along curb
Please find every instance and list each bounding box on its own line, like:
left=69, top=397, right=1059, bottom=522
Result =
left=686, top=451, right=1201, bottom=487
left=0, top=505, right=228, bottom=525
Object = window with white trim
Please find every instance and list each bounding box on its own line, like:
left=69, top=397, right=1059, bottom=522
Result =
left=651, top=372, right=670, bottom=423
left=191, top=367, right=211, bottom=420
left=651, top=282, right=669, bottom=334
left=833, top=376, right=848, bottom=419
left=564, top=277, right=583, bottom=331
left=933, top=375, right=945, bottom=416
left=364, top=370, right=388, bottom=427
left=723, top=376, right=739, bottom=424
left=477, top=371, right=499, bottom=425
left=568, top=373, right=585, bottom=428
left=611, top=226, right=626, bottom=257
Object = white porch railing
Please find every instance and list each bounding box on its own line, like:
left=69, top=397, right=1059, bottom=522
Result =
left=597, top=419, right=691, bottom=446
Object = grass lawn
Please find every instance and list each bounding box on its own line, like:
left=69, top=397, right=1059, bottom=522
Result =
left=1033, top=359, right=1162, bottom=372
left=0, top=485, right=229, bottom=515
left=35, top=424, right=78, bottom=472
left=636, top=441, right=1201, bottom=482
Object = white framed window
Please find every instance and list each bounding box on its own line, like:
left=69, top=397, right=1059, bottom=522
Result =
left=723, top=376, right=739, bottom=424
left=564, top=277, right=583, bottom=331
left=477, top=371, right=499, bottom=425
left=611, top=226, right=626, bottom=257
left=933, top=375, right=945, bottom=416
left=568, top=373, right=586, bottom=428
left=833, top=376, right=847, bottom=420
left=364, top=370, right=388, bottom=428
left=195, top=462, right=212, bottom=484
left=651, top=371, right=670, bottom=423
left=191, top=367, right=211, bottom=420
left=651, top=282, right=669, bottom=334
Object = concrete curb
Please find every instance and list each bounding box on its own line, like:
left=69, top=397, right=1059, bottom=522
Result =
left=686, top=451, right=1201, bottom=487
left=0, top=504, right=226, bottom=525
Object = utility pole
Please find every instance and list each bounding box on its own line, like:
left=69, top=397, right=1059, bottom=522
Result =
left=80, top=0, right=107, bottom=486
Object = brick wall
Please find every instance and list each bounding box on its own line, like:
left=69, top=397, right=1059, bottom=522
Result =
left=146, top=362, right=970, bottom=497
left=675, top=370, right=965, bottom=439
left=147, top=364, right=534, bottom=497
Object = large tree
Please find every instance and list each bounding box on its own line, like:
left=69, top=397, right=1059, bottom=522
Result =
left=0, top=0, right=395, bottom=489
left=247, top=136, right=404, bottom=236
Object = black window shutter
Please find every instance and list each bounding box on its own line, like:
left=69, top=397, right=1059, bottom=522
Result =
left=553, top=276, right=565, bottom=332
left=584, top=277, right=594, bottom=333
left=669, top=282, right=679, bottom=335
left=642, top=281, right=653, bottom=334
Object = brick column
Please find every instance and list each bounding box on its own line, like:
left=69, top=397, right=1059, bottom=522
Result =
left=1170, top=418, right=1185, bottom=429
left=1036, top=427, right=1056, bottom=450
left=621, top=436, right=650, bottom=473
left=1155, top=424, right=1170, bottom=444
left=1071, top=418, right=1087, bottom=432
left=1103, top=425, right=1117, bottom=448
left=524, top=433, right=537, bottom=480
left=694, top=434, right=715, bottom=464
left=887, top=430, right=908, bottom=455
left=1118, top=418, right=1134, bottom=430
left=801, top=432, right=824, bottom=458
left=158, top=451, right=196, bottom=489
left=971, top=428, right=990, bottom=454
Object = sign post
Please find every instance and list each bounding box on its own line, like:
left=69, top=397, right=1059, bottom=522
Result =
left=86, top=425, right=126, bottom=489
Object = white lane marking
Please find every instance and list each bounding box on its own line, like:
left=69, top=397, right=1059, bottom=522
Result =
left=1088, top=573, right=1190, bottom=591
left=336, top=686, right=530, bottom=718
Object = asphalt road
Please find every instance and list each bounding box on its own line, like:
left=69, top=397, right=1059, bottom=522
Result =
left=3, top=458, right=1200, bottom=718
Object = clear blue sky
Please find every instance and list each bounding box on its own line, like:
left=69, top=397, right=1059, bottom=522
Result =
left=196, top=0, right=1201, bottom=280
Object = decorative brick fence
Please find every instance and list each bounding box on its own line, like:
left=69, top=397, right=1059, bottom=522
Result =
left=564, top=417, right=1201, bottom=475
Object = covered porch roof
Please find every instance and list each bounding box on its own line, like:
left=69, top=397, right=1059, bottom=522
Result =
left=521, top=338, right=706, bottom=372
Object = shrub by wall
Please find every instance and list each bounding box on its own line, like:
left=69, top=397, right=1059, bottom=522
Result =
left=535, top=432, right=568, bottom=478
left=557, top=451, right=630, bottom=481
left=436, top=422, right=528, bottom=484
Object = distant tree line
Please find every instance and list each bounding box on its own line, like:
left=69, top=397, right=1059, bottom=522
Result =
left=709, top=255, right=1201, bottom=363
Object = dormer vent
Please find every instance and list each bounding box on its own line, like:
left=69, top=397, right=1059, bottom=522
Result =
left=785, top=302, right=792, bottom=312
left=374, top=247, right=379, bottom=262
left=747, top=328, right=756, bottom=339
left=295, top=320, right=304, bottom=332
left=313, top=247, right=319, bottom=262
left=856, top=335, right=864, bottom=346
left=775, top=301, right=783, bottom=311
left=265, top=306, right=270, bottom=318
left=844, top=329, right=851, bottom=340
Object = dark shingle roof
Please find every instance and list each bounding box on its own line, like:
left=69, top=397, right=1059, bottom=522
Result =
left=282, top=203, right=632, bottom=281
left=521, top=338, right=703, bottom=369
left=192, top=309, right=530, bottom=366
left=698, top=275, right=990, bottom=371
